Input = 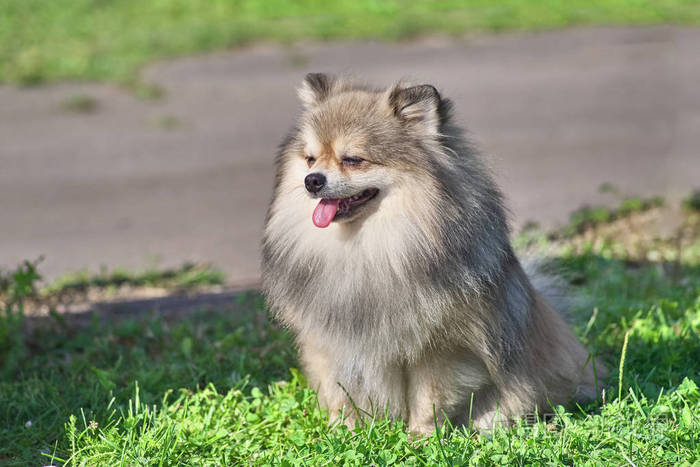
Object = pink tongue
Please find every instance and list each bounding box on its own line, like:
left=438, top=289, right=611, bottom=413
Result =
left=312, top=199, right=339, bottom=228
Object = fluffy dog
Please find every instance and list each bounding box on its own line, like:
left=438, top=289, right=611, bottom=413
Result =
left=262, top=74, right=604, bottom=433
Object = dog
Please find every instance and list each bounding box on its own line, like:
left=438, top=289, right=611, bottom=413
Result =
left=262, top=73, right=604, bottom=433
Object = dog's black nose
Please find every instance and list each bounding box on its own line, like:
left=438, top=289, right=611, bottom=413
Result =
left=304, top=173, right=326, bottom=193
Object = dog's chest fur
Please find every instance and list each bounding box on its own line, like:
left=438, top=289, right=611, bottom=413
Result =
left=263, top=197, right=458, bottom=363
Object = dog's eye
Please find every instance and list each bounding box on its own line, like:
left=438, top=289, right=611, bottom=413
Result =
left=342, top=157, right=364, bottom=167
left=305, top=156, right=316, bottom=167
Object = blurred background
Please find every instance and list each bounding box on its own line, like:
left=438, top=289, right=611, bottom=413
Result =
left=1, top=0, right=699, bottom=286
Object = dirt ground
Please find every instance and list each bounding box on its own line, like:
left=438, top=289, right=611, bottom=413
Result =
left=1, top=27, right=699, bottom=284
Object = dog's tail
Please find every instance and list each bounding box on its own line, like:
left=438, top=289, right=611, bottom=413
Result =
left=520, top=255, right=576, bottom=319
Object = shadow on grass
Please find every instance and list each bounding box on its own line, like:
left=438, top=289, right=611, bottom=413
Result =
left=1, top=292, right=295, bottom=465
left=1, top=253, right=698, bottom=465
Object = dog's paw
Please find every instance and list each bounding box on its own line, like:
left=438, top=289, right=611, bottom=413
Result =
left=408, top=423, right=434, bottom=440
left=329, top=410, right=360, bottom=431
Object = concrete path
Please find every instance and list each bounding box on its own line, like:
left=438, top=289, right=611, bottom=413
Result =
left=1, top=27, right=698, bottom=283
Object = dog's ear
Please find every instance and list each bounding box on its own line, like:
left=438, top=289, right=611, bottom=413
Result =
left=298, top=73, right=336, bottom=109
left=388, top=84, right=441, bottom=136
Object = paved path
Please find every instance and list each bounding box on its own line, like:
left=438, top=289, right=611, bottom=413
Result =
left=1, top=27, right=698, bottom=283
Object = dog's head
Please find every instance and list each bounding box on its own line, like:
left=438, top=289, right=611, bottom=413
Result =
left=290, top=73, right=447, bottom=228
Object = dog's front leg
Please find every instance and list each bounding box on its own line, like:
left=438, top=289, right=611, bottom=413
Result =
left=406, top=350, right=490, bottom=436
left=297, top=337, right=353, bottom=424
left=300, top=338, right=410, bottom=429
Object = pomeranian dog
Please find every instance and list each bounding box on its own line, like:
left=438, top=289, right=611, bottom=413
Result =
left=262, top=74, right=604, bottom=433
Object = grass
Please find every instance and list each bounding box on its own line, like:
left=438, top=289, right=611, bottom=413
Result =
left=3, top=0, right=700, bottom=85
left=684, top=189, right=700, bottom=213
left=1, top=206, right=699, bottom=465
left=560, top=195, right=665, bottom=237
left=42, top=262, right=225, bottom=296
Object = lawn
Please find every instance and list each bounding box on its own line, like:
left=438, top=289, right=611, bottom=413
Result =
left=1, top=200, right=699, bottom=465
left=2, top=0, right=700, bottom=85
